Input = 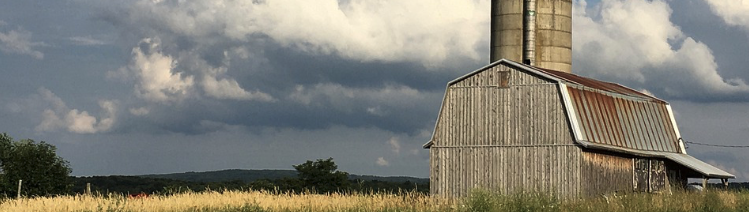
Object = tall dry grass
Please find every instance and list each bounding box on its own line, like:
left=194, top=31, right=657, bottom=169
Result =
left=463, top=189, right=749, bottom=212
left=1, top=189, right=747, bottom=212
left=0, top=190, right=452, bottom=212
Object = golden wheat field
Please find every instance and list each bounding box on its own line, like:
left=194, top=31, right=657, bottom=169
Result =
left=0, top=190, right=451, bottom=212
left=1, top=189, right=748, bottom=212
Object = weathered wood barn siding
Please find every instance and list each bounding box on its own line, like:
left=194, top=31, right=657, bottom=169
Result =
left=428, top=60, right=735, bottom=199
left=580, top=150, right=633, bottom=197
left=429, top=63, right=581, bottom=198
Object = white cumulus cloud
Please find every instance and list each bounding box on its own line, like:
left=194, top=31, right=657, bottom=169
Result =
left=376, top=157, right=390, bottom=167
left=388, top=137, right=401, bottom=154
left=201, top=61, right=274, bottom=102
left=112, top=38, right=274, bottom=103
left=35, top=88, right=117, bottom=134
left=704, top=0, right=749, bottom=31
left=573, top=0, right=749, bottom=99
left=0, top=26, right=44, bottom=59
left=121, top=0, right=490, bottom=67
left=128, top=38, right=195, bottom=103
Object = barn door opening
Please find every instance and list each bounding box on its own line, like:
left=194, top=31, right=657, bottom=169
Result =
left=634, top=158, right=667, bottom=193
left=650, top=160, right=667, bottom=192
left=634, top=158, right=649, bottom=192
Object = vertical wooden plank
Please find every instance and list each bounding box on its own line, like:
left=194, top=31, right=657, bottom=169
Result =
left=496, top=147, right=501, bottom=194
left=437, top=149, right=450, bottom=196
left=464, top=148, right=469, bottom=197
left=508, top=147, right=513, bottom=194
left=542, top=147, right=548, bottom=194
left=431, top=149, right=436, bottom=195
left=443, top=149, right=447, bottom=197
left=450, top=148, right=464, bottom=196
left=501, top=147, right=506, bottom=194
left=518, top=147, right=532, bottom=191
left=558, top=145, right=563, bottom=197
left=448, top=89, right=454, bottom=147
left=446, top=148, right=450, bottom=197
left=492, top=147, right=496, bottom=191
left=437, top=149, right=441, bottom=197
left=479, top=148, right=484, bottom=189
left=446, top=148, right=450, bottom=196
left=471, top=86, right=475, bottom=146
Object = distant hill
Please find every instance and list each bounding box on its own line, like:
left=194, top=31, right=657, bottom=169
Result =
left=140, top=169, right=428, bottom=184
left=140, top=169, right=297, bottom=183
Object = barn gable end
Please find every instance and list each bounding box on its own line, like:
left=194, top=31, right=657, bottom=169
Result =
left=427, top=60, right=581, bottom=198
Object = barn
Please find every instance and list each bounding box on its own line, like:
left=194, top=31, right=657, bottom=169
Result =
left=423, top=59, right=735, bottom=198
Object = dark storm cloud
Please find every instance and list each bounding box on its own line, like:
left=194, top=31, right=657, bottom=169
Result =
left=84, top=0, right=489, bottom=136
left=96, top=38, right=463, bottom=135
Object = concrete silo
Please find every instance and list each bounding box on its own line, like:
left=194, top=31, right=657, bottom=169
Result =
left=490, top=0, right=572, bottom=73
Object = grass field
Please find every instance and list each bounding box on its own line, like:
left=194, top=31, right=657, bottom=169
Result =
left=1, top=189, right=748, bottom=212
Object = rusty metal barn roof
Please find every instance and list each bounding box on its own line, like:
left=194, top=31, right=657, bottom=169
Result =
left=564, top=85, right=681, bottom=152
left=531, top=65, right=685, bottom=153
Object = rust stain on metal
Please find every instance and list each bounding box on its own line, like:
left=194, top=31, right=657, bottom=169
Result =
left=565, top=86, right=679, bottom=153
left=538, top=68, right=664, bottom=103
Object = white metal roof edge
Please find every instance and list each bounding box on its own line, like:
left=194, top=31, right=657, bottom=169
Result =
left=423, top=87, right=449, bottom=149
left=666, top=105, right=686, bottom=154
left=577, top=140, right=735, bottom=179
left=559, top=83, right=584, bottom=144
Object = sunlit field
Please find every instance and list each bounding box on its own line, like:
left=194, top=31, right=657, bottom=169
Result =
left=2, top=189, right=749, bottom=212
left=0, top=190, right=450, bottom=212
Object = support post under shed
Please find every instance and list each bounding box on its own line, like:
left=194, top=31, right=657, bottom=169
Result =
left=721, top=178, right=729, bottom=189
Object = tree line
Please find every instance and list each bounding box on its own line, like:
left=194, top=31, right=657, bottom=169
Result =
left=70, top=158, right=427, bottom=195
left=0, top=133, right=426, bottom=198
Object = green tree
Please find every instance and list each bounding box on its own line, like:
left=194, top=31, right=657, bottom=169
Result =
left=0, top=133, right=72, bottom=197
left=292, top=158, right=350, bottom=193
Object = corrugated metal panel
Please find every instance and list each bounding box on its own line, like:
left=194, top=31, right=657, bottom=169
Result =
left=566, top=86, right=680, bottom=153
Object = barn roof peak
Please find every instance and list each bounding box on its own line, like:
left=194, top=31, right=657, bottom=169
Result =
left=450, top=59, right=663, bottom=103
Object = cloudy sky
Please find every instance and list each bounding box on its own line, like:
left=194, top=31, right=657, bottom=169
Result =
left=1, top=0, right=748, bottom=181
